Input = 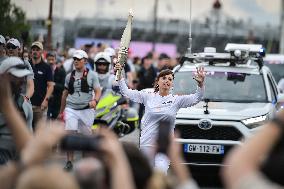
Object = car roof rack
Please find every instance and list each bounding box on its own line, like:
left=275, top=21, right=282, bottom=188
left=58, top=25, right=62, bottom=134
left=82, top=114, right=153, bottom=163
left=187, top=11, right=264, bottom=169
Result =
left=225, top=43, right=263, bottom=54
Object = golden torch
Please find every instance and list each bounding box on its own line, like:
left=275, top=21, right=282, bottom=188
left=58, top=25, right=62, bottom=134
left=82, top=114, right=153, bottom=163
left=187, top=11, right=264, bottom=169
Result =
left=115, top=9, right=133, bottom=81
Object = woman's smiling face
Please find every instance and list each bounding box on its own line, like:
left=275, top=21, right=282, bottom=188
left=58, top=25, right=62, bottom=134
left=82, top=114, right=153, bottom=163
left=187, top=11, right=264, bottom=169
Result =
left=158, top=74, right=174, bottom=92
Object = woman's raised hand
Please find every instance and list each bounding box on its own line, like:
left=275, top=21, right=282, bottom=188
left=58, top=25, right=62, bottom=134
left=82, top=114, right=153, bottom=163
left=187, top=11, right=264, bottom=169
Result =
left=193, top=66, right=205, bottom=87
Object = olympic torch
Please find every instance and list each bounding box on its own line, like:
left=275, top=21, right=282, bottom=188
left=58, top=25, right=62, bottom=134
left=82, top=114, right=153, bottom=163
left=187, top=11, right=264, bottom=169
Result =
left=115, top=9, right=133, bottom=81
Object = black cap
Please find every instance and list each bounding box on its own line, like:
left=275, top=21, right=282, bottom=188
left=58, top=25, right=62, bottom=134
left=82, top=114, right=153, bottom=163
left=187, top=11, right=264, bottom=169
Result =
left=159, top=53, right=170, bottom=60
left=144, top=52, right=153, bottom=59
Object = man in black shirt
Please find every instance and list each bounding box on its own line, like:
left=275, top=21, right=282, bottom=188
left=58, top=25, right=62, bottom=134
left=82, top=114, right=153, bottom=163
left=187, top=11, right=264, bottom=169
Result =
left=30, top=41, right=54, bottom=129
left=46, top=51, right=66, bottom=119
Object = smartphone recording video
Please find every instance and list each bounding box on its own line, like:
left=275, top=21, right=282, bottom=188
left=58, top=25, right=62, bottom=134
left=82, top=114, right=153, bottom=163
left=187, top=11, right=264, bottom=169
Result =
left=60, top=134, right=102, bottom=152
left=157, top=120, right=172, bottom=155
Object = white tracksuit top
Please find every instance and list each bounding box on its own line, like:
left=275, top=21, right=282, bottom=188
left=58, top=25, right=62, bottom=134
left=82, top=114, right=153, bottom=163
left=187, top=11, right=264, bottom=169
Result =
left=118, top=79, right=204, bottom=147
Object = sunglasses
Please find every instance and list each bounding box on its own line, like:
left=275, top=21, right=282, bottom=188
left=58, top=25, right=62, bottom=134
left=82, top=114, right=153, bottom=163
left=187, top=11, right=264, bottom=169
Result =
left=6, top=44, right=18, bottom=50
left=73, top=57, right=83, bottom=61
left=97, top=62, right=108, bottom=66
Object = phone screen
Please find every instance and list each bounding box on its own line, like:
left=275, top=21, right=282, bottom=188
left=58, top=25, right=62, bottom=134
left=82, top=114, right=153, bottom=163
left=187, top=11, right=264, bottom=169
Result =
left=157, top=120, right=171, bottom=154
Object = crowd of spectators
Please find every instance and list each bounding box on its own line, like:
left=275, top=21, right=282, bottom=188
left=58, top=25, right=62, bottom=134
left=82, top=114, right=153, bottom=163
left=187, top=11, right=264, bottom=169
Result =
left=0, top=34, right=284, bottom=189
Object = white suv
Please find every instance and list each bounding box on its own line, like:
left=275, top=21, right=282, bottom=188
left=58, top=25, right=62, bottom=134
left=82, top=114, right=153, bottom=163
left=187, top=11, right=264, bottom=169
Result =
left=173, top=44, right=284, bottom=168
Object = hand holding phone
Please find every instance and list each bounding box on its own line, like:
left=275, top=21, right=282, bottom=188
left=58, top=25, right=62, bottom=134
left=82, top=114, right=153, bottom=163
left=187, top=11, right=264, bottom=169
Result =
left=157, top=120, right=172, bottom=155
left=60, top=134, right=102, bottom=152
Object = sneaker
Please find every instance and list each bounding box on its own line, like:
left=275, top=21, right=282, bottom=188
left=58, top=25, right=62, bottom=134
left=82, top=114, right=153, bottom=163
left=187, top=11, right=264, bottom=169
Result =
left=64, top=161, right=73, bottom=171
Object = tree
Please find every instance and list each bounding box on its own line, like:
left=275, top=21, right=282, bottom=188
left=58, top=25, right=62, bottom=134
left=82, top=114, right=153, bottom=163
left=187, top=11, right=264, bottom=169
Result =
left=0, top=0, right=30, bottom=39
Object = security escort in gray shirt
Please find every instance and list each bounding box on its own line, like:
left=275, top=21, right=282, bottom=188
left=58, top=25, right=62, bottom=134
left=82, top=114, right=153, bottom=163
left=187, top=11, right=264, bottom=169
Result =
left=58, top=49, right=101, bottom=171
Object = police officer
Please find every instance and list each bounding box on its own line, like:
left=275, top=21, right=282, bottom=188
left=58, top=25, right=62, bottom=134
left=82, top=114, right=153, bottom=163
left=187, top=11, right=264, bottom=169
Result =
left=94, top=52, right=115, bottom=92
left=59, top=49, right=101, bottom=171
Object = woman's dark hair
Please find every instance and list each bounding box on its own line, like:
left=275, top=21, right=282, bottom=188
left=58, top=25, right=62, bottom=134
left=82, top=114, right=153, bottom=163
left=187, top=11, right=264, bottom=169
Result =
left=153, top=69, right=174, bottom=93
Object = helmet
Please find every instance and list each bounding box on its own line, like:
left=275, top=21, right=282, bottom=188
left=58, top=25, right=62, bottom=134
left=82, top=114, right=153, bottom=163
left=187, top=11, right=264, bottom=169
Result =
left=104, top=47, right=116, bottom=57
left=94, top=52, right=112, bottom=79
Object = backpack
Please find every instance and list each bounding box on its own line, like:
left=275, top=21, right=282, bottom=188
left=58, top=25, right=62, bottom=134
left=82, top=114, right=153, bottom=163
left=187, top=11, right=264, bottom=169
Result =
left=68, top=69, right=90, bottom=95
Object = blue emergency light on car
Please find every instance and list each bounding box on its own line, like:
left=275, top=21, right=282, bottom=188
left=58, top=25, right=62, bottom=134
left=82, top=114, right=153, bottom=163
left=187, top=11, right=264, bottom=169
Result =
left=259, top=47, right=266, bottom=57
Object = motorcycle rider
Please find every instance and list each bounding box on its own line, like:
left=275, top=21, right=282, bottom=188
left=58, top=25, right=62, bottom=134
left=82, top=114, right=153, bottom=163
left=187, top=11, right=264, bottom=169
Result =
left=94, top=52, right=116, bottom=92
left=93, top=52, right=139, bottom=135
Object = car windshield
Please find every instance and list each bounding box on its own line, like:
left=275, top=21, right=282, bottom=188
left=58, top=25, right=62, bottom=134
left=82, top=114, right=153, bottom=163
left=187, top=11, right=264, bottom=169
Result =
left=173, top=71, right=268, bottom=103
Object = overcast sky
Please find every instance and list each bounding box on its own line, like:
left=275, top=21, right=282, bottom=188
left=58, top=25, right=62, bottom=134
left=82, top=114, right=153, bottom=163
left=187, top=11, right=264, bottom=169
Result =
left=12, top=0, right=281, bottom=26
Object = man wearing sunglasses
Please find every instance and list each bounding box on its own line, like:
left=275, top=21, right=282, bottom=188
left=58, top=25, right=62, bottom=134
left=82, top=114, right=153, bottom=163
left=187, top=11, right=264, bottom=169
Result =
left=6, top=38, right=34, bottom=104
left=0, top=57, right=33, bottom=164
left=59, top=49, right=101, bottom=171
left=94, top=51, right=115, bottom=91
left=30, top=41, right=54, bottom=130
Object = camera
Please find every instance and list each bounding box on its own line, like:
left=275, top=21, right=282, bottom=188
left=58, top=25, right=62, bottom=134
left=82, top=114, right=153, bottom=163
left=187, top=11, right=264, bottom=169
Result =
left=60, top=134, right=102, bottom=152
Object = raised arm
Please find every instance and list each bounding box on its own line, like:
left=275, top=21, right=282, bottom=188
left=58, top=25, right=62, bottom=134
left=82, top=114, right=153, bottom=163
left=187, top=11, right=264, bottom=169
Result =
left=0, top=74, right=32, bottom=151
left=118, top=79, right=148, bottom=104
left=115, top=63, right=148, bottom=104
left=176, top=66, right=205, bottom=108
left=169, top=134, right=199, bottom=189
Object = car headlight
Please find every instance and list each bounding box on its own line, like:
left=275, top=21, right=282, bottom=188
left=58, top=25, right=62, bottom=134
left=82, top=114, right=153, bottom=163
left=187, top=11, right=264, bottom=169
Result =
left=242, top=114, right=268, bottom=129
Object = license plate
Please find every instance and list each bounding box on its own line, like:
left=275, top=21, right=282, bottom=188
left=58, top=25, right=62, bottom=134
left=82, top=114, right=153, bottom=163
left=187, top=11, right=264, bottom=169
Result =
left=184, top=143, right=224, bottom=154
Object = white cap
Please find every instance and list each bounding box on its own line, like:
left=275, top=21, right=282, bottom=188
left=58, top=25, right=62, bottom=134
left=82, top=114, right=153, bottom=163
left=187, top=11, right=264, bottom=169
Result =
left=0, top=35, right=5, bottom=44
left=94, top=52, right=111, bottom=63
left=73, top=50, right=88, bottom=59
left=104, top=47, right=116, bottom=57
left=0, top=57, right=33, bottom=77
left=7, top=38, right=21, bottom=48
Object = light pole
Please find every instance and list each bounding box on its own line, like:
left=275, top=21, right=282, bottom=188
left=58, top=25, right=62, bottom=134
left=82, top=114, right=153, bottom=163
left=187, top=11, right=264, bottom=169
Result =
left=280, top=0, right=284, bottom=53
left=47, top=0, right=53, bottom=50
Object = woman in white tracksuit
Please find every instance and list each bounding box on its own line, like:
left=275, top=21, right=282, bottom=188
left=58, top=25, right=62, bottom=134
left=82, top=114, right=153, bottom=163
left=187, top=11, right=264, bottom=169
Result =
left=115, top=65, right=205, bottom=173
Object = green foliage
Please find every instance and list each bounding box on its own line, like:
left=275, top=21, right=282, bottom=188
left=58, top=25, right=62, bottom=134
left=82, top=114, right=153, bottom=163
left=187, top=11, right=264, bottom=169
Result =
left=0, top=0, right=30, bottom=39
